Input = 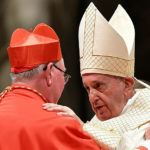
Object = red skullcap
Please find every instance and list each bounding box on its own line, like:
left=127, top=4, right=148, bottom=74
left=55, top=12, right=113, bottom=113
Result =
left=7, top=23, right=62, bottom=73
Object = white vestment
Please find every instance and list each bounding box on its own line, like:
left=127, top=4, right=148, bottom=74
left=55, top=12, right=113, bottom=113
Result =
left=83, top=88, right=150, bottom=150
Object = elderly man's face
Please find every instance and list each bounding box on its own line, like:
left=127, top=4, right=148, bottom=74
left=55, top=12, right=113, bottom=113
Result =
left=51, top=60, right=65, bottom=103
left=82, top=74, right=133, bottom=121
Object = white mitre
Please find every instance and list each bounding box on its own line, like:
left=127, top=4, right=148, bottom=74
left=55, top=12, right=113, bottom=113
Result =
left=79, top=2, right=135, bottom=77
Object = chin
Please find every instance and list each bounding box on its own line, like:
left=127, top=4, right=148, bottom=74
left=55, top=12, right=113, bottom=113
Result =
left=96, top=113, right=111, bottom=121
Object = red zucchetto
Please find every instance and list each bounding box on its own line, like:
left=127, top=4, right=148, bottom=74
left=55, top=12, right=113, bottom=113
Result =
left=7, top=23, right=62, bottom=73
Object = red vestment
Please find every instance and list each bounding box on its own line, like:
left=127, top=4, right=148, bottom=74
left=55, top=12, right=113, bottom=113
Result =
left=0, top=83, right=101, bottom=150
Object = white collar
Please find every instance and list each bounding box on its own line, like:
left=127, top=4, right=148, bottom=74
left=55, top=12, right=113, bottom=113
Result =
left=121, top=90, right=139, bottom=114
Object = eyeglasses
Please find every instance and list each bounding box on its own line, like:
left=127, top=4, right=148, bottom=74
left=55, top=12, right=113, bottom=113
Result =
left=53, top=64, right=71, bottom=84
left=43, top=64, right=71, bottom=84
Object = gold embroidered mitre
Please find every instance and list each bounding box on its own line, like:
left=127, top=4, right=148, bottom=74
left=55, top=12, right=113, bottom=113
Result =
left=79, top=3, right=135, bottom=77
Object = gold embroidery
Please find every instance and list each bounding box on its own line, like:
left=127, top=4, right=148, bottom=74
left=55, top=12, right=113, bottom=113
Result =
left=79, top=3, right=135, bottom=77
left=0, top=86, right=48, bottom=103
left=80, top=55, right=134, bottom=76
left=83, top=88, right=150, bottom=149
left=82, top=3, right=96, bottom=58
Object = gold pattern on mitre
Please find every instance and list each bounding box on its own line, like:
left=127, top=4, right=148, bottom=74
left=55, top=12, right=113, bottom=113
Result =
left=83, top=88, right=150, bottom=149
left=79, top=3, right=135, bottom=77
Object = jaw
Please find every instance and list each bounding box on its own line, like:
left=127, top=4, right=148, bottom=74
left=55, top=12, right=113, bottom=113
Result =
left=95, top=106, right=113, bottom=121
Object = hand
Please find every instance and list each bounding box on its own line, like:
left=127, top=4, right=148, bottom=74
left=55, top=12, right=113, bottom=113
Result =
left=43, top=103, right=83, bottom=125
left=145, top=125, right=150, bottom=140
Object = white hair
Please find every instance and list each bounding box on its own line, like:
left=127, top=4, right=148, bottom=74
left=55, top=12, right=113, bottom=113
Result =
left=10, top=64, right=46, bottom=83
left=10, top=60, right=61, bottom=83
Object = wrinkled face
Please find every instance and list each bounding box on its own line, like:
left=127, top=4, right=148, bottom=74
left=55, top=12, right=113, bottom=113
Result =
left=82, top=74, right=129, bottom=121
left=50, top=59, right=65, bottom=103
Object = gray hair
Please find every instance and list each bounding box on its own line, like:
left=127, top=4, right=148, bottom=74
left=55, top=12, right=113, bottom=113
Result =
left=10, top=64, right=46, bottom=83
left=10, top=60, right=61, bottom=83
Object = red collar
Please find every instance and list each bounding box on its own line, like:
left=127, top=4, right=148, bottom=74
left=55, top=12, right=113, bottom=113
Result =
left=0, top=83, right=49, bottom=103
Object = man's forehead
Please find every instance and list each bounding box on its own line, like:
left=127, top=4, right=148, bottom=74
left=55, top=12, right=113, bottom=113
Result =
left=82, top=73, right=112, bottom=78
left=81, top=73, right=119, bottom=83
left=82, top=73, right=105, bottom=82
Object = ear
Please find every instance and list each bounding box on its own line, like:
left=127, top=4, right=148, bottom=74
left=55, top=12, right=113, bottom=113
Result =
left=124, top=77, right=135, bottom=100
left=45, top=63, right=53, bottom=87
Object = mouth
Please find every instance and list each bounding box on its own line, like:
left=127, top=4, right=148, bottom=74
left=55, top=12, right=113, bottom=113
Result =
left=94, top=105, right=104, bottom=112
left=97, top=106, right=103, bottom=109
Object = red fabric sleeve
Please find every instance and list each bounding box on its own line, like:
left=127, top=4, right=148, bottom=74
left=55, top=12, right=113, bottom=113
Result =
left=136, top=146, right=148, bottom=150
left=50, top=116, right=101, bottom=150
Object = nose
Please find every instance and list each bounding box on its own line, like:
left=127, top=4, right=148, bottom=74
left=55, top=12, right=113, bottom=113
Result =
left=89, top=88, right=99, bottom=103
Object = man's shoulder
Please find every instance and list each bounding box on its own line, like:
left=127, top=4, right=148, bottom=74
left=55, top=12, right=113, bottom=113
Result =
left=50, top=115, right=81, bottom=128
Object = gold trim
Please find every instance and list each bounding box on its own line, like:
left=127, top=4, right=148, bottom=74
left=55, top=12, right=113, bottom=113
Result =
left=80, top=54, right=135, bottom=61
left=80, top=12, right=86, bottom=59
left=92, top=8, right=97, bottom=56
left=80, top=67, right=134, bottom=76
left=0, top=85, right=48, bottom=103
left=81, top=4, right=97, bottom=58
left=80, top=56, right=134, bottom=75
left=79, top=4, right=135, bottom=78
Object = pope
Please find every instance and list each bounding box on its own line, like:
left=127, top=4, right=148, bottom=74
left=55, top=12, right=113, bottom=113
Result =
left=43, top=3, right=150, bottom=150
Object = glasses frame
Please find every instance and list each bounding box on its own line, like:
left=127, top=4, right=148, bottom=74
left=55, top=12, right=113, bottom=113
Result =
left=43, top=63, right=71, bottom=84
left=53, top=64, right=71, bottom=84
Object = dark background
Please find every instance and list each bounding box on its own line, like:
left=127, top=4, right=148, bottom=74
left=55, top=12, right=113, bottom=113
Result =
left=0, top=0, right=150, bottom=122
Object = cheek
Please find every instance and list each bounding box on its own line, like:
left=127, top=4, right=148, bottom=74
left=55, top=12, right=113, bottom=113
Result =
left=106, top=93, right=117, bottom=107
left=89, top=92, right=110, bottom=112
left=89, top=100, right=95, bottom=112
left=108, top=92, right=125, bottom=116
left=99, top=91, right=117, bottom=114
left=57, top=76, right=65, bottom=93
left=55, top=72, right=65, bottom=85
left=54, top=73, right=65, bottom=101
left=98, top=92, right=111, bottom=108
left=53, top=82, right=64, bottom=103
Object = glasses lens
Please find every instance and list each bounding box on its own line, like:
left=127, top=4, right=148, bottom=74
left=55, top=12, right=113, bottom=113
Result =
left=64, top=74, right=71, bottom=84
